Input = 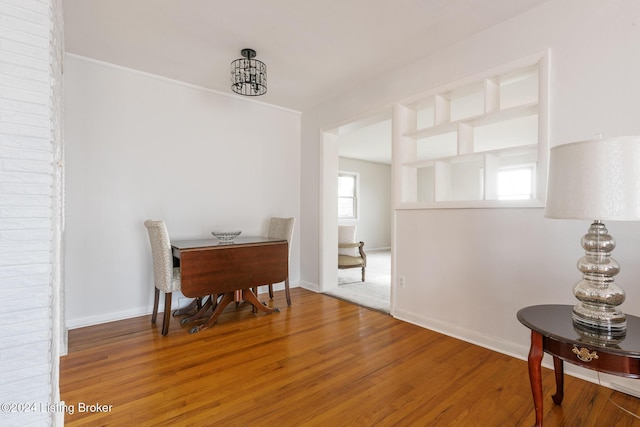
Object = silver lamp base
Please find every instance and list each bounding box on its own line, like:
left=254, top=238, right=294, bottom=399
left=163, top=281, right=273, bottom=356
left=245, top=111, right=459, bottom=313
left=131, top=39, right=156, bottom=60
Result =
left=571, top=221, right=627, bottom=336
left=573, top=316, right=626, bottom=347
left=572, top=303, right=626, bottom=337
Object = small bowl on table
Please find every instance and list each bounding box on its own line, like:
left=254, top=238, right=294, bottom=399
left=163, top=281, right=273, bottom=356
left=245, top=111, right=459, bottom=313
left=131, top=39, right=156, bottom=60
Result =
left=211, top=231, right=241, bottom=242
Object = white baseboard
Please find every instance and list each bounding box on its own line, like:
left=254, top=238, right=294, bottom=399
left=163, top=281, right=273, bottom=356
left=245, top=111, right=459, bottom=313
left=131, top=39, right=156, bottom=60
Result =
left=67, top=283, right=304, bottom=329
left=393, top=308, right=527, bottom=360
left=299, top=280, right=320, bottom=292
left=66, top=306, right=152, bottom=330
left=392, top=308, right=640, bottom=396
left=368, top=246, right=391, bottom=252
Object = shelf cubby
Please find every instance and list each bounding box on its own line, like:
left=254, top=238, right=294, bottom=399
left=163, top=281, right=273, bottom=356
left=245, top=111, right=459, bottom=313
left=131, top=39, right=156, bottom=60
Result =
left=394, top=52, right=549, bottom=207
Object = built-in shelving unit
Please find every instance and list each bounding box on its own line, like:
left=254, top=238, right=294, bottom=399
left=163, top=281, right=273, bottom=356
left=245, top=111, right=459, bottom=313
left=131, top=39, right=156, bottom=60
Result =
left=393, top=51, right=549, bottom=208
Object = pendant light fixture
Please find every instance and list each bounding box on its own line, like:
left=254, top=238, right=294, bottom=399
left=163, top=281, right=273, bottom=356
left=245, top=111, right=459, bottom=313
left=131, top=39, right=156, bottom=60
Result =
left=230, top=48, right=267, bottom=96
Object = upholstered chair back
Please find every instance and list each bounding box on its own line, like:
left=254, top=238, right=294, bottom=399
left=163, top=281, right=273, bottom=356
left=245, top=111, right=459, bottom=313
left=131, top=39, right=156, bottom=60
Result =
left=268, top=217, right=295, bottom=256
left=144, top=220, right=181, bottom=293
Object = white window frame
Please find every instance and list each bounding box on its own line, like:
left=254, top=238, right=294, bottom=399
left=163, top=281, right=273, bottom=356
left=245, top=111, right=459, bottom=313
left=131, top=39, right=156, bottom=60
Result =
left=338, top=171, right=359, bottom=220
left=497, top=163, right=536, bottom=201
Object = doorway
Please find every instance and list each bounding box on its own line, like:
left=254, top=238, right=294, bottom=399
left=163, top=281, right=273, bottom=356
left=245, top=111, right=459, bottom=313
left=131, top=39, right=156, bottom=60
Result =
left=319, top=110, right=393, bottom=312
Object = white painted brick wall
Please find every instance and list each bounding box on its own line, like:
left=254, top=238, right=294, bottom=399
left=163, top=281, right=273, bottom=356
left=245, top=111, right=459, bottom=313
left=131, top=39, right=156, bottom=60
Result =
left=0, top=0, right=63, bottom=425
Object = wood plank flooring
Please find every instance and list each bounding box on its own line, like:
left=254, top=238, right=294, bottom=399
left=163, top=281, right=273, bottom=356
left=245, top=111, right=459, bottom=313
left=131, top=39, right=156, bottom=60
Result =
left=60, top=288, right=640, bottom=426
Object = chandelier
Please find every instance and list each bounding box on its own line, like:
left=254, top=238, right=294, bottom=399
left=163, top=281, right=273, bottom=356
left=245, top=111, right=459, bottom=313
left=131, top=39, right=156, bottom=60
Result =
left=230, top=48, right=267, bottom=96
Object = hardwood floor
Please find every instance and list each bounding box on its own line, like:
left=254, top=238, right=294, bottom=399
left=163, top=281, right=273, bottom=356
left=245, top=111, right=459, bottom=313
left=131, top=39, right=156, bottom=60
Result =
left=60, top=288, right=640, bottom=426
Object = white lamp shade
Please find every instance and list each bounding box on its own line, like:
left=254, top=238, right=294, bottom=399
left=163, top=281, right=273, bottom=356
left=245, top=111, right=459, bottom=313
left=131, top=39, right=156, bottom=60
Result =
left=545, top=136, right=640, bottom=221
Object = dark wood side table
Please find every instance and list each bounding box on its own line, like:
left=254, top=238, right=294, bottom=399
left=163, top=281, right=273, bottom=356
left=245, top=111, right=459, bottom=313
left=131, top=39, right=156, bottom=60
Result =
left=517, top=305, right=640, bottom=426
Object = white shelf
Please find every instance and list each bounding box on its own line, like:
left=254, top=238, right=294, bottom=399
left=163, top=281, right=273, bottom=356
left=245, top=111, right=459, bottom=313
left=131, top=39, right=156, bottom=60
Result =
left=393, top=51, right=549, bottom=207
left=395, top=199, right=546, bottom=210
left=402, top=143, right=538, bottom=169
left=403, top=102, right=538, bottom=140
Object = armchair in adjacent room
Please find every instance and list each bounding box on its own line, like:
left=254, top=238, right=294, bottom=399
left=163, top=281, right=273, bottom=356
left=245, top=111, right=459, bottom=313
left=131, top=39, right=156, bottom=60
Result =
left=338, top=225, right=367, bottom=282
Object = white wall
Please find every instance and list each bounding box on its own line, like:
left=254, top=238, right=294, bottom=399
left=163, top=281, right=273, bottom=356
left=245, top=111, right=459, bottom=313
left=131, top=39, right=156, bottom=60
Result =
left=338, top=157, right=391, bottom=250
left=301, top=0, right=640, bottom=389
left=64, top=56, right=301, bottom=328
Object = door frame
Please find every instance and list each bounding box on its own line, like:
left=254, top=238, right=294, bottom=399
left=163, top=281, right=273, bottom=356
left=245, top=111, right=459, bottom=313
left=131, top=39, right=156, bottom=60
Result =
left=318, top=109, right=395, bottom=313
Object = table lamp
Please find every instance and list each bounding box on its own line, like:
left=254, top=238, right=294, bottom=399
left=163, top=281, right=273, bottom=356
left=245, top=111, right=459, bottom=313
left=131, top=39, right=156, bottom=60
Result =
left=545, top=136, right=640, bottom=336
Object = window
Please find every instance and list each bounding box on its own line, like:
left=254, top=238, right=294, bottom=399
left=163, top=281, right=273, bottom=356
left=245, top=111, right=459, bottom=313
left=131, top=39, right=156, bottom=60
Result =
left=338, top=172, right=358, bottom=219
left=497, top=165, right=535, bottom=200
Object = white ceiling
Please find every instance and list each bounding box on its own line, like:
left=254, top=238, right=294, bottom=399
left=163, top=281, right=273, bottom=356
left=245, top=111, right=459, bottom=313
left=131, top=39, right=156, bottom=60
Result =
left=338, top=118, right=393, bottom=165
left=63, top=0, right=548, bottom=113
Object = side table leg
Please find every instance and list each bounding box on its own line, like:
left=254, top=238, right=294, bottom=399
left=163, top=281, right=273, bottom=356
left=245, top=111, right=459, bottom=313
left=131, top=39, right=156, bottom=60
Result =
left=552, top=356, right=564, bottom=405
left=528, top=330, right=544, bottom=427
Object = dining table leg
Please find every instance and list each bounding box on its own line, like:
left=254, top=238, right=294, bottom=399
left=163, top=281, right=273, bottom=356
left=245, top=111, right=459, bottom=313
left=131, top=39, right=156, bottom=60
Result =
left=189, top=289, right=279, bottom=334
left=189, top=292, right=235, bottom=334
left=242, top=288, right=279, bottom=314
left=180, top=295, right=218, bottom=325
left=173, top=297, right=200, bottom=316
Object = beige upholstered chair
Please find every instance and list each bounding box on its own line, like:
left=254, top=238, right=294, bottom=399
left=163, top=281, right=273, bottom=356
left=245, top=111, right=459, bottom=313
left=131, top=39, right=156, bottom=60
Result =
left=338, top=225, right=367, bottom=282
left=144, top=220, right=181, bottom=336
left=256, top=217, right=295, bottom=305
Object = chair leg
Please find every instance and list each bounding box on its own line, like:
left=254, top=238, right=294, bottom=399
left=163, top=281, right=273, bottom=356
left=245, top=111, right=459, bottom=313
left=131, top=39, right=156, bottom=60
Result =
left=162, top=292, right=172, bottom=336
left=361, top=267, right=365, bottom=282
left=285, top=278, right=291, bottom=306
left=151, top=287, right=160, bottom=323
left=268, top=284, right=274, bottom=299
left=252, top=287, right=258, bottom=314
